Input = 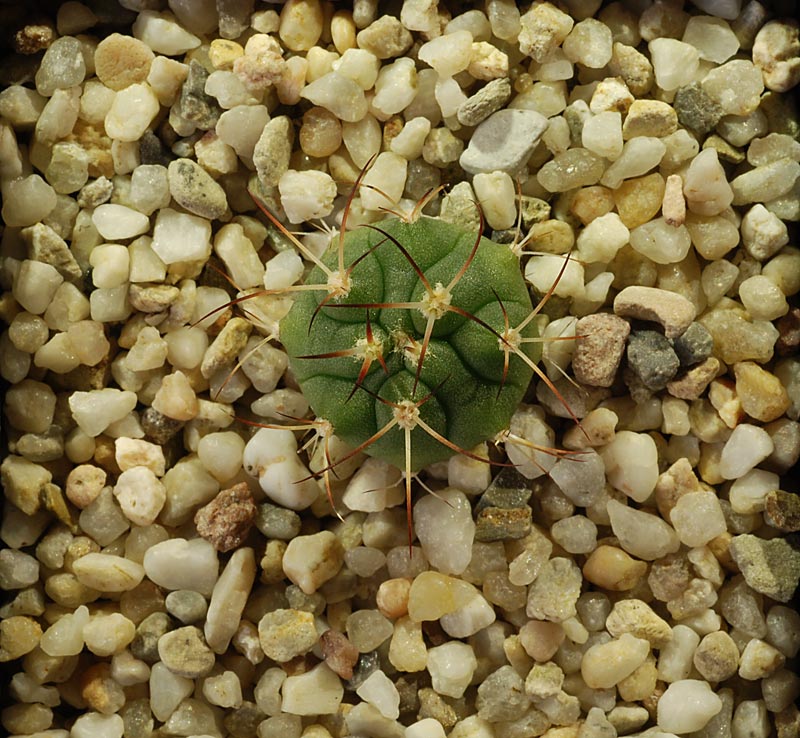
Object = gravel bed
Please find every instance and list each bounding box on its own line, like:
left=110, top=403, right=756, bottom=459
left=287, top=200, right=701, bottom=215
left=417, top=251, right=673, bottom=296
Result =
left=0, top=2, right=799, bottom=738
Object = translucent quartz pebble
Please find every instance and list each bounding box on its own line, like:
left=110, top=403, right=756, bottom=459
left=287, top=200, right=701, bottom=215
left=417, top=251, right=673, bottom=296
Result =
left=719, top=424, right=774, bottom=479
left=601, top=137, right=666, bottom=189
left=142, top=537, right=219, bottom=596
left=607, top=499, right=680, bottom=560
left=600, top=430, right=659, bottom=502
left=91, top=203, right=150, bottom=240
left=702, top=60, right=764, bottom=116
left=649, top=38, right=700, bottom=91
left=418, top=31, right=473, bottom=77
left=683, top=148, right=734, bottom=215
left=34, top=36, right=86, bottom=97
left=538, top=148, right=606, bottom=191
left=682, top=16, right=740, bottom=63
left=731, top=158, right=800, bottom=205
left=629, top=218, right=691, bottom=264
left=657, top=679, right=723, bottom=733
left=414, top=489, right=475, bottom=576
left=300, top=72, right=368, bottom=123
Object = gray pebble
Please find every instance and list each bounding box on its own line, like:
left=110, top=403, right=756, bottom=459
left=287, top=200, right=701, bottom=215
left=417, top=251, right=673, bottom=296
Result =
left=15, top=427, right=64, bottom=463
left=139, top=130, right=172, bottom=167
left=131, top=611, right=173, bottom=664
left=460, top=108, right=548, bottom=175
left=165, top=590, right=208, bottom=624
left=673, top=321, right=714, bottom=366
left=626, top=330, right=680, bottom=391
left=142, top=407, right=185, bottom=444
left=256, top=503, right=301, bottom=541
left=475, top=467, right=532, bottom=513
left=179, top=60, right=222, bottom=129
left=673, top=83, right=723, bottom=135
left=728, top=534, right=800, bottom=603
left=168, top=158, right=229, bottom=220
left=254, top=115, right=293, bottom=189
left=77, top=176, right=113, bottom=209
left=476, top=665, right=529, bottom=722
left=34, top=36, right=86, bottom=97
left=23, top=223, right=82, bottom=282
left=457, top=77, right=512, bottom=127
left=217, top=0, right=253, bottom=39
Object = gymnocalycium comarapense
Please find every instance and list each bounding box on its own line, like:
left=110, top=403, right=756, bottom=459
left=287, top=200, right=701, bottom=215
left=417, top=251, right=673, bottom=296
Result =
left=279, top=215, right=541, bottom=474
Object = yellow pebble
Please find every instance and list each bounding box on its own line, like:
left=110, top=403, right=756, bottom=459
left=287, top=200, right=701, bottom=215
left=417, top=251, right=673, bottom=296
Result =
left=209, top=38, right=244, bottom=70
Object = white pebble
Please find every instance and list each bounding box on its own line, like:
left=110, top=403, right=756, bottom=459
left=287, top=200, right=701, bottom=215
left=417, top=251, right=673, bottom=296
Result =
left=132, top=10, right=201, bottom=55
left=426, top=642, right=478, bottom=698
left=657, top=680, right=723, bottom=734
left=414, top=489, right=475, bottom=576
left=264, top=249, right=304, bottom=291
left=581, top=632, right=651, bottom=688
left=525, top=254, right=585, bottom=299
left=630, top=218, right=692, bottom=264
left=418, top=31, right=473, bottom=78
left=104, top=82, right=160, bottom=142
left=69, top=388, right=138, bottom=437
left=372, top=58, right=418, bottom=117
left=243, top=428, right=320, bottom=510
left=669, top=491, right=727, bottom=547
left=600, top=430, right=658, bottom=502
left=151, top=208, right=212, bottom=264
left=719, top=423, right=774, bottom=479
left=729, top=469, right=780, bottom=514
left=113, top=466, right=166, bottom=526
left=301, top=72, right=368, bottom=123
left=648, top=38, right=700, bottom=91
left=473, top=171, right=516, bottom=230
left=279, top=169, right=337, bottom=223
left=282, top=663, right=343, bottom=715
left=607, top=499, right=680, bottom=561
left=581, top=111, right=623, bottom=161
left=356, top=670, right=400, bottom=720
left=142, top=537, right=219, bottom=596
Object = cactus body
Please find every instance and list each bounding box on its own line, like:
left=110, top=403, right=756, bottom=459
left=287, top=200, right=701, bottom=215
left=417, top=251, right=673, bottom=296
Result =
left=280, top=217, right=539, bottom=471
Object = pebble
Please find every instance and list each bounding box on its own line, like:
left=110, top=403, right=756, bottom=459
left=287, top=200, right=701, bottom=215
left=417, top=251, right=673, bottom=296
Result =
left=282, top=663, right=343, bottom=716
left=731, top=158, right=800, bottom=206
left=356, top=670, right=400, bottom=720
left=72, top=553, right=144, bottom=592
left=414, top=489, right=474, bottom=576
left=355, top=15, right=413, bottom=59
left=582, top=545, right=647, bottom=591
left=614, top=285, right=696, bottom=338
left=734, top=361, right=791, bottom=422
left=739, top=638, right=785, bottom=680
left=729, top=534, right=800, bottom=603
left=657, top=679, right=723, bottom=734
left=167, top=158, right=228, bottom=220
left=460, top=109, right=548, bottom=175
left=165, top=590, right=207, bottom=625
left=752, top=20, right=800, bottom=93
left=142, top=537, right=219, bottom=597
left=457, top=78, right=512, bottom=127
left=157, top=625, right=215, bottom=678
left=683, top=148, right=734, bottom=216
left=606, top=599, right=672, bottom=648
left=693, top=630, right=740, bottom=682
left=476, top=665, right=528, bottom=722
left=607, top=499, right=680, bottom=561
left=525, top=557, right=582, bottom=622
left=113, top=466, right=166, bottom=526
left=626, top=330, right=680, bottom=391
left=258, top=608, right=318, bottom=662
left=283, top=531, right=344, bottom=594
left=673, top=322, right=713, bottom=366
left=301, top=72, right=368, bottom=123
left=194, top=482, right=257, bottom=552
left=581, top=633, right=651, bottom=689
left=765, top=489, right=800, bottom=532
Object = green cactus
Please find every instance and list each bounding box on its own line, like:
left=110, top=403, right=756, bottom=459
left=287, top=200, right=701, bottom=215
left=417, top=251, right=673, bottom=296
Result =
left=278, top=215, right=541, bottom=474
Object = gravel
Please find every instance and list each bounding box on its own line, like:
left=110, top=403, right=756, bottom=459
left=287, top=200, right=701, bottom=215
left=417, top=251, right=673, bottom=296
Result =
left=1, top=2, right=800, bottom=738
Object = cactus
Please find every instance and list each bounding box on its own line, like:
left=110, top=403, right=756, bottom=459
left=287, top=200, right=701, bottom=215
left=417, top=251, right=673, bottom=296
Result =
left=279, top=215, right=541, bottom=474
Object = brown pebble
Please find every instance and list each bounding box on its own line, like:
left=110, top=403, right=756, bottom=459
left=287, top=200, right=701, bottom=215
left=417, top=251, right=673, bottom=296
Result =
left=572, top=313, right=631, bottom=387
left=94, top=33, right=155, bottom=91
left=765, top=490, right=800, bottom=532
left=776, top=704, right=800, bottom=738
left=195, top=482, right=258, bottom=552
left=666, top=357, right=720, bottom=400
left=614, top=285, right=696, bottom=339
left=319, top=629, right=359, bottom=680
left=14, top=23, right=56, bottom=54
left=776, top=308, right=800, bottom=356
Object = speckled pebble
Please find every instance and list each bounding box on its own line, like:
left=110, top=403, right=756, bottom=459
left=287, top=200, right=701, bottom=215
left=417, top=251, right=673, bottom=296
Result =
left=673, top=321, right=714, bottom=367
left=626, top=330, right=681, bottom=391
left=573, top=313, right=631, bottom=388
